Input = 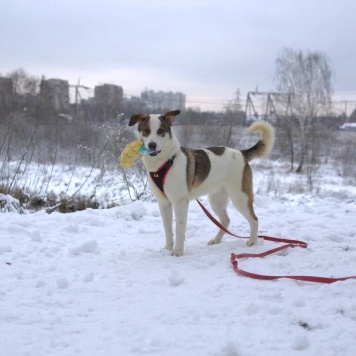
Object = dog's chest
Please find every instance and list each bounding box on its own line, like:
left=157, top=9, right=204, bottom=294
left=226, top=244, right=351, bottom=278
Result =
left=147, top=154, right=189, bottom=201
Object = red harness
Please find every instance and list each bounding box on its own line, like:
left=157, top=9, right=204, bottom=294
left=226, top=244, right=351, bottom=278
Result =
left=149, top=155, right=176, bottom=195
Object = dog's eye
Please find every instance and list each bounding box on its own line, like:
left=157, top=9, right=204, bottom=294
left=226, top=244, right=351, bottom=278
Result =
left=157, top=129, right=164, bottom=135
left=143, top=129, right=150, bottom=135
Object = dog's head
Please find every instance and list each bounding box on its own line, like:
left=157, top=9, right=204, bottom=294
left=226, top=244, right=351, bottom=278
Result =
left=129, top=110, right=180, bottom=157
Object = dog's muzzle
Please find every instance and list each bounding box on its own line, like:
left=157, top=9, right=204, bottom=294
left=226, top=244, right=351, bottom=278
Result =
left=148, top=142, right=161, bottom=156
left=149, top=150, right=161, bottom=157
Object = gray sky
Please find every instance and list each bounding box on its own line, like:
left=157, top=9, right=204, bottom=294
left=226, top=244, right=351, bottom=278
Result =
left=1, top=0, right=355, bottom=111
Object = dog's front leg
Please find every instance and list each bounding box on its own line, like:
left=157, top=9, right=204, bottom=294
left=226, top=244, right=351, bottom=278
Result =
left=158, top=201, right=174, bottom=251
left=172, top=199, right=189, bottom=257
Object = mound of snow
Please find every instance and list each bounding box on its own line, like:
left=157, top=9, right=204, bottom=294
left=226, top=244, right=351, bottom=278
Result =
left=70, top=240, right=98, bottom=255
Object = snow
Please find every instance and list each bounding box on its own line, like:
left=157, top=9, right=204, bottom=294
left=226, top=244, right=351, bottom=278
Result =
left=1, top=181, right=356, bottom=355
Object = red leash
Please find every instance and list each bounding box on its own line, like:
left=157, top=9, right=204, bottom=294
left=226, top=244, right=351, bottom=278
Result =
left=196, top=199, right=356, bottom=284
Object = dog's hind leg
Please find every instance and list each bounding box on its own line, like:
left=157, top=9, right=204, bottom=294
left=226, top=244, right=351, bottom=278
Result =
left=228, top=189, right=258, bottom=246
left=158, top=201, right=174, bottom=251
left=207, top=189, right=230, bottom=245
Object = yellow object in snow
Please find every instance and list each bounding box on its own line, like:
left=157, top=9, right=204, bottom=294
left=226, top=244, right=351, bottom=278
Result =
left=119, top=139, right=144, bottom=168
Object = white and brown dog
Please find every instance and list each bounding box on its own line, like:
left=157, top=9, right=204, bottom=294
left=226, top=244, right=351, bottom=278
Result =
left=129, top=110, right=274, bottom=256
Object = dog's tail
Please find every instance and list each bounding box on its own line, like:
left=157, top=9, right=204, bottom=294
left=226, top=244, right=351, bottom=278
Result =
left=241, top=121, right=275, bottom=161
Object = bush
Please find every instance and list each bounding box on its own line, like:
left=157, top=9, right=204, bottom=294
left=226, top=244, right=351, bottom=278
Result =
left=0, top=193, right=25, bottom=213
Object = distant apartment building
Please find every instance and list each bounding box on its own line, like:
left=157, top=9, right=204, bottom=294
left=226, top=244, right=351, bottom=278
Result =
left=0, top=77, right=13, bottom=93
left=40, top=78, right=70, bottom=112
left=0, top=77, right=14, bottom=111
left=141, top=89, right=185, bottom=112
left=93, top=84, right=123, bottom=120
left=94, top=84, right=123, bottom=109
left=0, top=77, right=13, bottom=112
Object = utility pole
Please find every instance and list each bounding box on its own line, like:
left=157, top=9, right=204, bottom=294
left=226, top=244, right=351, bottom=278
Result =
left=335, top=100, right=356, bottom=120
left=245, top=91, right=292, bottom=123
left=69, top=78, right=90, bottom=119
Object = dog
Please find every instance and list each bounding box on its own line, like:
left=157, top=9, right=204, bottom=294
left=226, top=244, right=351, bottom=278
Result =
left=129, top=110, right=274, bottom=256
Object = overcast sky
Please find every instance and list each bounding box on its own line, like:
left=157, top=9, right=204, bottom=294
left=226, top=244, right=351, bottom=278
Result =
left=1, top=0, right=355, bottom=111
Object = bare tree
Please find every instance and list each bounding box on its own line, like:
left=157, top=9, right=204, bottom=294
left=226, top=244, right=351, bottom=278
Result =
left=223, top=89, right=243, bottom=146
left=7, top=68, right=39, bottom=95
left=274, top=48, right=333, bottom=172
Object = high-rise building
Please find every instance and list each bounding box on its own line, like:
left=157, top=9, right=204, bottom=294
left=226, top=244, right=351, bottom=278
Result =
left=94, top=84, right=123, bottom=120
left=94, top=84, right=123, bottom=109
left=40, top=78, right=70, bottom=112
left=0, top=77, right=14, bottom=110
left=141, top=89, right=185, bottom=112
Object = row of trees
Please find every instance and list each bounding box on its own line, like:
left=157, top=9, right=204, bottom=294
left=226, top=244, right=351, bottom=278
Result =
left=1, top=47, right=355, bottom=212
left=0, top=48, right=350, bottom=177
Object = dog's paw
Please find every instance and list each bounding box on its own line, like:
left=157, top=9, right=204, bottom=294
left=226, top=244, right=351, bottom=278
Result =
left=171, top=248, right=184, bottom=257
left=165, top=244, right=174, bottom=251
left=207, top=238, right=221, bottom=245
left=246, top=238, right=257, bottom=247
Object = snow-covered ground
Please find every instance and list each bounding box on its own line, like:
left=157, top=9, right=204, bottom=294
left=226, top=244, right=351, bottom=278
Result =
left=1, top=162, right=356, bottom=356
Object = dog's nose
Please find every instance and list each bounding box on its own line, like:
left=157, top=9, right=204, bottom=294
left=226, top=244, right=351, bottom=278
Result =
left=148, top=142, right=157, bottom=151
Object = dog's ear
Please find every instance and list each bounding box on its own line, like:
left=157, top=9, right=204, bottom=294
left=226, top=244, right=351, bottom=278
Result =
left=161, top=110, right=180, bottom=126
left=129, top=114, right=147, bottom=126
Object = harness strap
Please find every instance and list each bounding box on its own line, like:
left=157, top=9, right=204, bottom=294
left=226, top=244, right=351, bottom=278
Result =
left=196, top=199, right=356, bottom=284
left=149, top=155, right=176, bottom=194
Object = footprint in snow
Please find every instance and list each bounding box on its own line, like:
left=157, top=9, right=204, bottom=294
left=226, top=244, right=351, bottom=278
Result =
left=57, top=277, right=69, bottom=289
